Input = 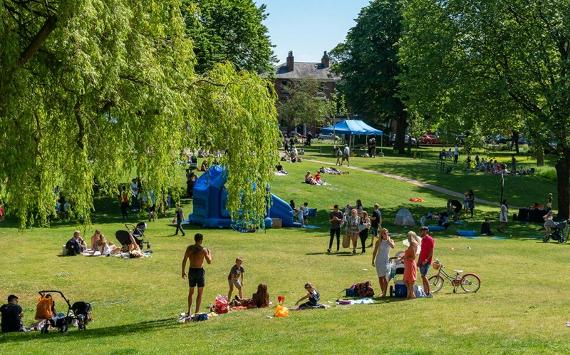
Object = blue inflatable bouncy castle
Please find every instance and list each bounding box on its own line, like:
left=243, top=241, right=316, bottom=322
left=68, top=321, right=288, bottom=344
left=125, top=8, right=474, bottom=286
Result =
left=188, top=166, right=301, bottom=228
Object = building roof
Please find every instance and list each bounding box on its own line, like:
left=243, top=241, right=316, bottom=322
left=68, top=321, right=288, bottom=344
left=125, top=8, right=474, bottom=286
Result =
left=275, top=62, right=340, bottom=82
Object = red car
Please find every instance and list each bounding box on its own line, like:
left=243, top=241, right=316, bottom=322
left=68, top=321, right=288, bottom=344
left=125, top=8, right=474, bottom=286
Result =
left=419, top=133, right=441, bottom=145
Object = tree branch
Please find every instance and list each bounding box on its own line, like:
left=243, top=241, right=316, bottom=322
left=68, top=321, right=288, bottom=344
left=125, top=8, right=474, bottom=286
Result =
left=17, top=15, right=57, bottom=66
left=74, top=101, right=84, bottom=150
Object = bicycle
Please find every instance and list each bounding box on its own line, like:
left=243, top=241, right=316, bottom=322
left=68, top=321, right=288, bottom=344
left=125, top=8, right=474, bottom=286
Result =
left=428, top=259, right=481, bottom=294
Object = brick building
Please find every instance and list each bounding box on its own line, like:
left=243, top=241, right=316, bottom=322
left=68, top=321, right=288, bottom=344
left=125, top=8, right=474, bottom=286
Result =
left=274, top=50, right=340, bottom=101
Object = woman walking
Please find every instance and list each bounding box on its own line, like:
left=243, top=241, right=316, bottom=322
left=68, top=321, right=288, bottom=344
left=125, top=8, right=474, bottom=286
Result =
left=346, top=209, right=360, bottom=255
left=498, top=199, right=508, bottom=233
left=372, top=228, right=395, bottom=297
left=403, top=231, right=420, bottom=299
left=358, top=211, right=371, bottom=253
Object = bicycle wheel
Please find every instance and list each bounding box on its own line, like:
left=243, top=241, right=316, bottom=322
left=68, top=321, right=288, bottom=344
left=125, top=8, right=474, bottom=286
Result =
left=460, top=273, right=481, bottom=293
left=428, top=275, right=445, bottom=293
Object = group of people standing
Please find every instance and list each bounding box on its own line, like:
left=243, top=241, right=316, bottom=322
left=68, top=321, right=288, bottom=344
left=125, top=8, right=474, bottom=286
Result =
left=371, top=226, right=435, bottom=299
left=327, top=201, right=436, bottom=299
left=328, top=201, right=382, bottom=255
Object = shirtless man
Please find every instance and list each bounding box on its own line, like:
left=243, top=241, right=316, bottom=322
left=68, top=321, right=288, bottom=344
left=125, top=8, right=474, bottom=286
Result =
left=181, top=233, right=212, bottom=317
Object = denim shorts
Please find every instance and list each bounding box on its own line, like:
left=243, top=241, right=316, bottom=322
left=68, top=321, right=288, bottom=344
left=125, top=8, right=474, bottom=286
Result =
left=228, top=278, right=242, bottom=289
left=419, top=263, right=430, bottom=277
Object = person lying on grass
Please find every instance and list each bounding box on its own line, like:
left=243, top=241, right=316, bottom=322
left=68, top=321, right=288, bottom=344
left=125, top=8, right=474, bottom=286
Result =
left=295, top=283, right=325, bottom=309
left=229, top=283, right=270, bottom=309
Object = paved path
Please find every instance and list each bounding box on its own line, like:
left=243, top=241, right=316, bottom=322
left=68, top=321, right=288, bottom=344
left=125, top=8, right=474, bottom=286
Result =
left=306, top=159, right=501, bottom=207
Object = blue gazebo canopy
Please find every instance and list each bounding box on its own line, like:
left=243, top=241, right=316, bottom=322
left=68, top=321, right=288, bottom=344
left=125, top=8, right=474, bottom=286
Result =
left=320, top=119, right=383, bottom=136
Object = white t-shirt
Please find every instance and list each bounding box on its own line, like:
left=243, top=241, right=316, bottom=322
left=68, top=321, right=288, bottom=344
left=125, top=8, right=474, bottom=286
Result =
left=343, top=146, right=350, bottom=157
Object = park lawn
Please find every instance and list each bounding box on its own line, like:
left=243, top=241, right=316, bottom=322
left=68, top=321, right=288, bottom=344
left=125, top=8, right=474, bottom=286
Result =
left=302, top=144, right=557, bottom=210
left=0, top=159, right=569, bottom=354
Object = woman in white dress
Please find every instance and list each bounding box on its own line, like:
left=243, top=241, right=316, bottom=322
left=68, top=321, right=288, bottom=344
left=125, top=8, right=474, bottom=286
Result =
left=372, top=228, right=395, bottom=297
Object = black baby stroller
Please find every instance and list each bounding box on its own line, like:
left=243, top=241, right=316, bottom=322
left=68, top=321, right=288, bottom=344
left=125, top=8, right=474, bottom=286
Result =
left=543, top=219, right=569, bottom=243
left=115, top=222, right=150, bottom=250
left=38, top=290, right=92, bottom=333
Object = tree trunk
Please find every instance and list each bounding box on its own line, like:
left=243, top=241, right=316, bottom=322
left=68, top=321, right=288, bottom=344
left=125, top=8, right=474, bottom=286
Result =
left=536, top=146, right=545, bottom=166
left=394, top=114, right=407, bottom=155
left=555, top=152, right=570, bottom=219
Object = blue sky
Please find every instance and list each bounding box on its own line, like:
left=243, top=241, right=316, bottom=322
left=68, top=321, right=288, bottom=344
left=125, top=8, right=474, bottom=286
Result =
left=255, top=0, right=371, bottom=64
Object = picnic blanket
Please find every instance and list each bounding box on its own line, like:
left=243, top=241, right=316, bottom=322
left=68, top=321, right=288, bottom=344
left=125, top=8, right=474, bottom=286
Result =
left=336, top=298, right=375, bottom=305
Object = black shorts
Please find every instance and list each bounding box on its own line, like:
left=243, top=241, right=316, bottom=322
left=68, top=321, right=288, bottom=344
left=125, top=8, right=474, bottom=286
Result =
left=188, top=268, right=205, bottom=288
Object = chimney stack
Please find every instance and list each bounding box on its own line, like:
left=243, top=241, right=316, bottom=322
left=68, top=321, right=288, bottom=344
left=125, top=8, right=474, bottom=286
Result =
left=321, top=51, right=330, bottom=68
left=286, top=51, right=294, bottom=71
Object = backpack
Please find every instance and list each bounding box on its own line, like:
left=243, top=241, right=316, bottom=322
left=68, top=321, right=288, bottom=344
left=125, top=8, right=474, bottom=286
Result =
left=65, top=239, right=78, bottom=256
left=35, top=296, right=54, bottom=320
left=350, top=281, right=374, bottom=297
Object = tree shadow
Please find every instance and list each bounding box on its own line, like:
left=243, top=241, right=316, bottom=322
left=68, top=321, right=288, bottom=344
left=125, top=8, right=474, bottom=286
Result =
left=0, top=318, right=179, bottom=345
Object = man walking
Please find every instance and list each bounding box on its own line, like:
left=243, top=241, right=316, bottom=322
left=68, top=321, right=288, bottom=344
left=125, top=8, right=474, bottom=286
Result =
left=453, top=144, right=459, bottom=164
left=174, top=204, right=185, bottom=236
left=342, top=145, right=350, bottom=167
left=181, top=233, right=212, bottom=317
left=328, top=205, right=344, bottom=253
left=417, top=226, right=435, bottom=297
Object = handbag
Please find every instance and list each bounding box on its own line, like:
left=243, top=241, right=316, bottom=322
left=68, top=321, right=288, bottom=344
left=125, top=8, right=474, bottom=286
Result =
left=342, top=233, right=350, bottom=248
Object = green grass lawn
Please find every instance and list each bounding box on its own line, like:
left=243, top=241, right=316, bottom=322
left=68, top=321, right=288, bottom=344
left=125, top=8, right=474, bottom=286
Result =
left=0, top=158, right=568, bottom=354
left=303, top=144, right=557, bottom=210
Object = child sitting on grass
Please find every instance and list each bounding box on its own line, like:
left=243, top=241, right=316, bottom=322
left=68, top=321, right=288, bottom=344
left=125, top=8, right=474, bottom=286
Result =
left=295, top=283, right=325, bottom=309
left=227, top=257, right=245, bottom=301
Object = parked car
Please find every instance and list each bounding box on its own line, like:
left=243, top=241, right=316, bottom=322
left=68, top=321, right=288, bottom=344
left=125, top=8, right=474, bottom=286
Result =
left=419, top=133, right=441, bottom=145
left=317, top=133, right=340, bottom=141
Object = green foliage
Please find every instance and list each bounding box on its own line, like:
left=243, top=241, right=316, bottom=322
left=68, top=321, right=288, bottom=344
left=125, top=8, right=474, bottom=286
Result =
left=399, top=0, right=570, bottom=145
left=183, top=0, right=275, bottom=74
left=277, top=79, right=334, bottom=131
left=399, top=0, right=570, bottom=215
left=330, top=0, right=405, bottom=126
left=0, top=0, right=279, bottom=227
left=195, top=63, right=279, bottom=223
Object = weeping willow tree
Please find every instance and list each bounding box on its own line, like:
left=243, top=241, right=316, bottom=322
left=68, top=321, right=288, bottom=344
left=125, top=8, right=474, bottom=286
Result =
left=0, top=0, right=279, bottom=227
